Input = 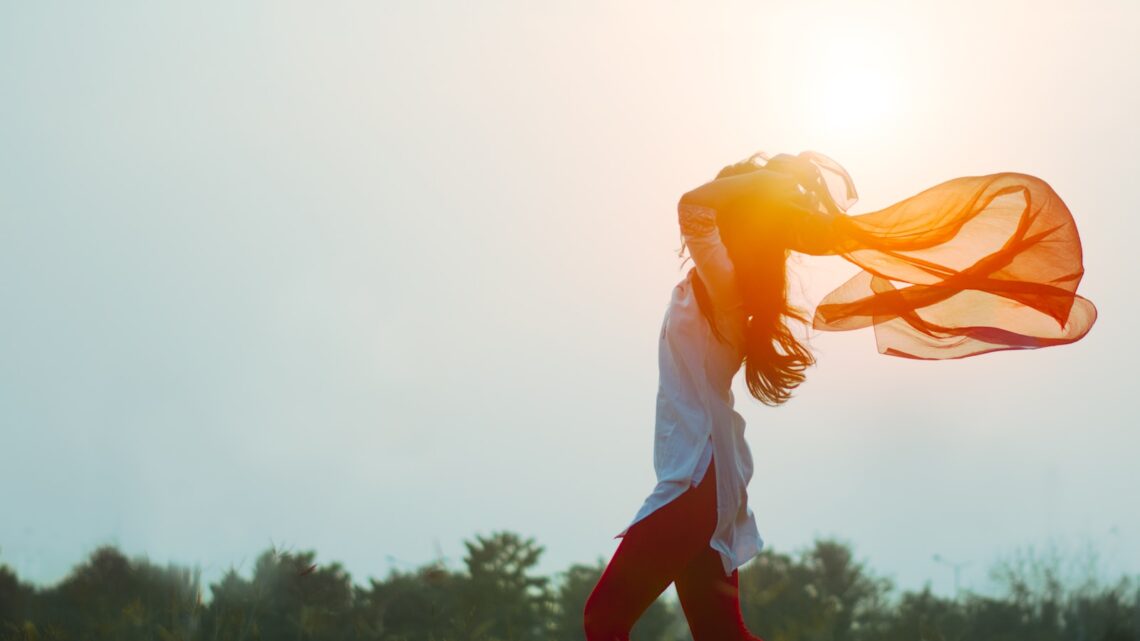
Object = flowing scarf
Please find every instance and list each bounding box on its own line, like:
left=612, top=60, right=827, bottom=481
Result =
left=759, top=151, right=1097, bottom=360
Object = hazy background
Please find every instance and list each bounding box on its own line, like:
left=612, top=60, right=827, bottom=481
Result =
left=2, top=0, right=1136, bottom=600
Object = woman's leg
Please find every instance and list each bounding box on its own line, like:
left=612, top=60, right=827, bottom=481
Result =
left=583, top=459, right=719, bottom=641
left=674, top=544, right=763, bottom=641
left=670, top=449, right=761, bottom=638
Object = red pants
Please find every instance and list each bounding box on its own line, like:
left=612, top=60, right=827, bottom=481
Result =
left=583, top=456, right=763, bottom=641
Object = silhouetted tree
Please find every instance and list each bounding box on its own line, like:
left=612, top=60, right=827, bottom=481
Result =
left=459, top=531, right=553, bottom=641
left=1, top=535, right=1138, bottom=641
left=551, top=561, right=603, bottom=641
left=738, top=538, right=892, bottom=641
left=18, top=545, right=201, bottom=641
left=364, top=562, right=467, bottom=641
left=873, top=586, right=967, bottom=641
left=0, top=564, right=36, bottom=639
left=200, top=546, right=355, bottom=641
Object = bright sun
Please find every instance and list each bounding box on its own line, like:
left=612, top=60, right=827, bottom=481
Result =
left=817, top=67, right=894, bottom=131
left=803, top=30, right=904, bottom=139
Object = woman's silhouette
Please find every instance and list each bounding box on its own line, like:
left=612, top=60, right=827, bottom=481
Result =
left=582, top=151, right=1096, bottom=641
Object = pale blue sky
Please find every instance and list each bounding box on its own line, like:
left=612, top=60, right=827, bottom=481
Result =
left=2, top=1, right=1137, bottom=599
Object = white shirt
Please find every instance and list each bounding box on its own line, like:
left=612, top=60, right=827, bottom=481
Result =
left=615, top=203, right=764, bottom=577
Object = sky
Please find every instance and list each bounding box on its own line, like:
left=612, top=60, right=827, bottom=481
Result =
left=2, top=1, right=1138, bottom=601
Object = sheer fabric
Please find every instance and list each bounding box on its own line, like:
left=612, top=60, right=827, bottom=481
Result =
left=768, top=151, right=1097, bottom=359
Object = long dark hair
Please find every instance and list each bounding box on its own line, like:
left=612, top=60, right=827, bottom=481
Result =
left=682, top=157, right=825, bottom=407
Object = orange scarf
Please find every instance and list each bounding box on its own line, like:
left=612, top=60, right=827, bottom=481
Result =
left=775, top=152, right=1096, bottom=359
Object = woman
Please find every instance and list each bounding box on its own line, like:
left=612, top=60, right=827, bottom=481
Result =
left=582, top=151, right=1096, bottom=641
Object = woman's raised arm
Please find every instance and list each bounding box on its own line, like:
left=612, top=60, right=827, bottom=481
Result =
left=679, top=167, right=841, bottom=257
left=677, top=202, right=744, bottom=313
left=678, top=166, right=799, bottom=214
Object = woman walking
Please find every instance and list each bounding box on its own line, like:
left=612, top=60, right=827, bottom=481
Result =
left=582, top=151, right=1096, bottom=641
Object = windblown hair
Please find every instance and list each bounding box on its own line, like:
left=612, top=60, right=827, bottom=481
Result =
left=682, top=157, right=828, bottom=407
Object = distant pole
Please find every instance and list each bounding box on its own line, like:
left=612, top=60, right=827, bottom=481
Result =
left=932, top=554, right=970, bottom=596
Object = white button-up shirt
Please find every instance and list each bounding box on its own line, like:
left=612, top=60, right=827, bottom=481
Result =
left=615, top=203, right=764, bottom=577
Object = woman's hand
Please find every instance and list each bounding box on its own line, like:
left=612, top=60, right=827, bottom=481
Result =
left=714, top=153, right=766, bottom=180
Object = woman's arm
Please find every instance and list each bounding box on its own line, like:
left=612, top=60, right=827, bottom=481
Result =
left=678, top=202, right=744, bottom=313
left=679, top=166, right=800, bottom=215
left=680, top=167, right=841, bottom=257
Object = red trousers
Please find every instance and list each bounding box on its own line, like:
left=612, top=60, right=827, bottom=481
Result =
left=583, top=456, right=763, bottom=641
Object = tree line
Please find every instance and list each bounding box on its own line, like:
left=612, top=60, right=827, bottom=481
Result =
left=1, top=531, right=1137, bottom=640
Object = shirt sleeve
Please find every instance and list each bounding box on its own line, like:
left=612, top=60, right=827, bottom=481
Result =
left=678, top=202, right=745, bottom=312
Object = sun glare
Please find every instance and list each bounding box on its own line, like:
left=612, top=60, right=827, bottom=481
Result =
left=804, top=31, right=905, bottom=140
